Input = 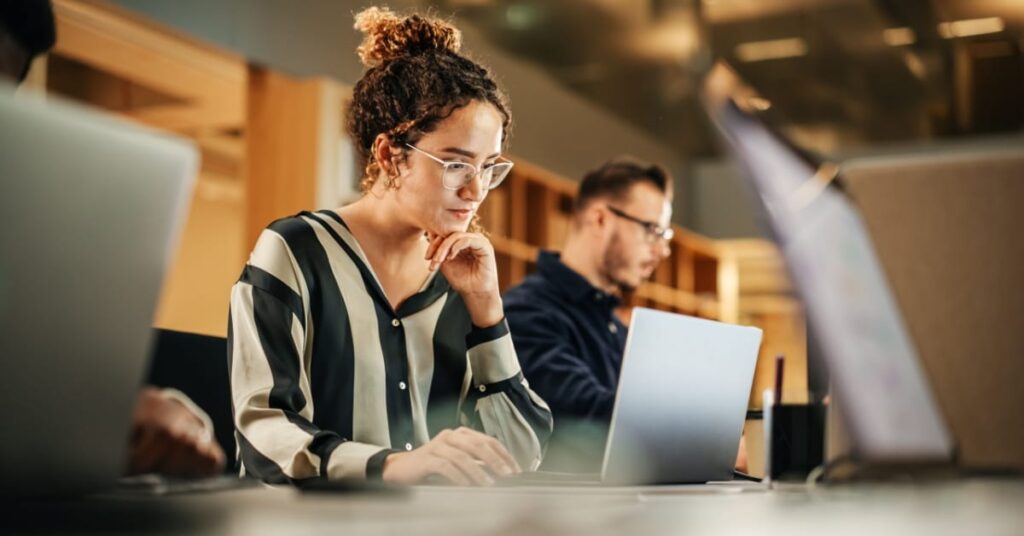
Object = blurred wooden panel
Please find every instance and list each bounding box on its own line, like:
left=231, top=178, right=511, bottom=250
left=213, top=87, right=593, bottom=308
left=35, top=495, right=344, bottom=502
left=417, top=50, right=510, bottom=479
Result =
left=746, top=311, right=808, bottom=408
left=44, top=1, right=247, bottom=337
left=152, top=171, right=244, bottom=337
left=525, top=183, right=556, bottom=247
left=675, top=244, right=695, bottom=292
left=245, top=68, right=335, bottom=249
left=51, top=0, right=246, bottom=132
left=479, top=187, right=509, bottom=235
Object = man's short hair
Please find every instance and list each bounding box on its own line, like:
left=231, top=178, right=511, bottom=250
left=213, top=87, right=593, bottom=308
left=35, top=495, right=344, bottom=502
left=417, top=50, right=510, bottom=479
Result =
left=0, top=0, right=56, bottom=81
left=574, top=156, right=672, bottom=214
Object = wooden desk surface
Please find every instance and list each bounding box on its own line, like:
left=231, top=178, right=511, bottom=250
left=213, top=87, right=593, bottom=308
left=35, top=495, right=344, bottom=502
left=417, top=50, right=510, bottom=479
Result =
left=3, top=478, right=1022, bottom=535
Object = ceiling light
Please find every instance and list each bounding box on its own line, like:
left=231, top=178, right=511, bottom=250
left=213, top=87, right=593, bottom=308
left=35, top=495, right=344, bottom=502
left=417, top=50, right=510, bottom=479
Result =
left=883, top=27, right=916, bottom=46
left=630, top=12, right=699, bottom=63
left=734, top=38, right=807, bottom=62
left=937, top=17, right=1005, bottom=39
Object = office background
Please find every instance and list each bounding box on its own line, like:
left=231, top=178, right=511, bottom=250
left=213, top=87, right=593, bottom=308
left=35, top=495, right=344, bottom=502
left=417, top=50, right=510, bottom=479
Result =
left=22, top=0, right=1023, bottom=477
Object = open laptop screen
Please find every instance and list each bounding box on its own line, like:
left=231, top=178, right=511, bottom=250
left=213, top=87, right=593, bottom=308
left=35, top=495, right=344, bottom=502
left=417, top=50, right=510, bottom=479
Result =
left=702, top=65, right=953, bottom=463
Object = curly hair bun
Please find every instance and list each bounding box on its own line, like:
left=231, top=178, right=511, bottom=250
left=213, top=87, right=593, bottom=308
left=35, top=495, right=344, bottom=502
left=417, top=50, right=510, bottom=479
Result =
left=354, top=7, right=463, bottom=67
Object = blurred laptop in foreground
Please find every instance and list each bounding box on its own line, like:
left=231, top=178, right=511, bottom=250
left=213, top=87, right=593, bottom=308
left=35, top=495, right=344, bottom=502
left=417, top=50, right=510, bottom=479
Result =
left=0, top=84, right=197, bottom=495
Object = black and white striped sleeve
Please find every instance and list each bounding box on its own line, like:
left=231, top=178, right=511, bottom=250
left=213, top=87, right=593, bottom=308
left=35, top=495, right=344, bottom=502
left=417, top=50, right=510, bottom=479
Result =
left=461, top=320, right=554, bottom=471
left=228, top=229, right=391, bottom=483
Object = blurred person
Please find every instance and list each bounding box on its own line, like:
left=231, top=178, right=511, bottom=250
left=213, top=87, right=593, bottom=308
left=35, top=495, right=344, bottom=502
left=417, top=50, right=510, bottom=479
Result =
left=0, top=0, right=55, bottom=83
left=1, top=0, right=225, bottom=478
left=228, top=7, right=552, bottom=486
left=503, top=158, right=675, bottom=472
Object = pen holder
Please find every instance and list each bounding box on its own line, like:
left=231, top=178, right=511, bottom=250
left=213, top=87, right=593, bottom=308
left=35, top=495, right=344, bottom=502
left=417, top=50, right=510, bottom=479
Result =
left=763, top=392, right=825, bottom=482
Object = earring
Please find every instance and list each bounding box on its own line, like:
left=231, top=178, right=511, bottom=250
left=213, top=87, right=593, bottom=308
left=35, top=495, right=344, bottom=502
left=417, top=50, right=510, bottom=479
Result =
left=385, top=167, right=401, bottom=189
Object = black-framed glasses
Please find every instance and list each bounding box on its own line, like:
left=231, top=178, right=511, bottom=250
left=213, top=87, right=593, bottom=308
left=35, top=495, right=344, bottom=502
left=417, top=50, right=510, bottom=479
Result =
left=607, top=206, right=674, bottom=243
left=405, top=144, right=514, bottom=191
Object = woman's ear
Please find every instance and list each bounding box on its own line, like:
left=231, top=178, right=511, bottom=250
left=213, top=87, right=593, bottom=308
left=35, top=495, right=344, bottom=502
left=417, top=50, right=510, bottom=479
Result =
left=371, top=134, right=402, bottom=181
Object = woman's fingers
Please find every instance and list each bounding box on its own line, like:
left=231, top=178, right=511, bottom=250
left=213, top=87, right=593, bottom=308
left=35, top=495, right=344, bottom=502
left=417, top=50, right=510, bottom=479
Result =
left=483, top=435, right=522, bottom=474
left=444, top=428, right=516, bottom=476
left=428, top=457, right=471, bottom=486
left=426, top=232, right=494, bottom=269
left=424, top=233, right=445, bottom=261
left=446, top=236, right=484, bottom=262
left=429, top=233, right=464, bottom=270
left=432, top=443, right=494, bottom=486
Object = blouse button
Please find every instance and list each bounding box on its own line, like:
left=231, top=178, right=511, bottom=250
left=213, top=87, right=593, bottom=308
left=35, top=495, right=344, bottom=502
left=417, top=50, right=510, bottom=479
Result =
left=608, top=322, right=618, bottom=334
left=399, top=381, right=407, bottom=391
left=478, top=385, right=487, bottom=393
left=391, top=318, right=401, bottom=327
left=405, top=443, right=413, bottom=451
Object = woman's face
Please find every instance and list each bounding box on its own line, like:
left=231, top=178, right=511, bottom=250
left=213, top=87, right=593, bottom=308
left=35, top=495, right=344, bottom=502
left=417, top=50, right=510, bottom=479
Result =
left=392, top=100, right=504, bottom=237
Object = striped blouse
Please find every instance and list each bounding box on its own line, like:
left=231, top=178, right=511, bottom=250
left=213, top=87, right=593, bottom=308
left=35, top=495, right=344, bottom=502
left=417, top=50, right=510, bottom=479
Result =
left=228, top=210, right=553, bottom=484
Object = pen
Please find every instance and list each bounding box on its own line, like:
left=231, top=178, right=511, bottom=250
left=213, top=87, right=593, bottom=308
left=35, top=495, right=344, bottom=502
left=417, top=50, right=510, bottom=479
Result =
left=773, top=354, right=785, bottom=407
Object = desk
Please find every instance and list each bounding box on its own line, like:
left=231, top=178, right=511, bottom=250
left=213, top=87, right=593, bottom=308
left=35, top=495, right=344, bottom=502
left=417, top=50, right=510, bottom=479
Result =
left=3, top=478, right=1022, bottom=535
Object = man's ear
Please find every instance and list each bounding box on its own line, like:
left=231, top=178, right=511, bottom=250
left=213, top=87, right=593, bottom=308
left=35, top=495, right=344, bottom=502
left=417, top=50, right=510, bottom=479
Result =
left=582, top=203, right=612, bottom=237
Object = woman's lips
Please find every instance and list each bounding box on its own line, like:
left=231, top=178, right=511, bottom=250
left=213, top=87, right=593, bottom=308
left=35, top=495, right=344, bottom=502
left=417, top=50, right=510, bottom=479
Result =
left=448, top=209, right=473, bottom=220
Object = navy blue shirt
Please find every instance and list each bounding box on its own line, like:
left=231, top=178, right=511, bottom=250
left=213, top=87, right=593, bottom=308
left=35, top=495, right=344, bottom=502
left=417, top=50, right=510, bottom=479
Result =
left=504, top=251, right=627, bottom=471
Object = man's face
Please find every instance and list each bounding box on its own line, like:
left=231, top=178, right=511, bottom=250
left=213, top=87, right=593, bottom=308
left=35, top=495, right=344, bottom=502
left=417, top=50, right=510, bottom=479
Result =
left=598, top=182, right=673, bottom=292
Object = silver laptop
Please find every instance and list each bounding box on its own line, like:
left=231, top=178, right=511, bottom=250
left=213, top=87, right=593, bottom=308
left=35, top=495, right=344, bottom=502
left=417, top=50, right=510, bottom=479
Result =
left=0, top=85, right=197, bottom=496
left=505, top=307, right=762, bottom=486
left=601, top=308, right=762, bottom=484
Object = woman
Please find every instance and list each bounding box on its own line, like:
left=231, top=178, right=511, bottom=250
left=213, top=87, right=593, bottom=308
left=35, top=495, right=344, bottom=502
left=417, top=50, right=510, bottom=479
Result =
left=228, top=7, right=552, bottom=486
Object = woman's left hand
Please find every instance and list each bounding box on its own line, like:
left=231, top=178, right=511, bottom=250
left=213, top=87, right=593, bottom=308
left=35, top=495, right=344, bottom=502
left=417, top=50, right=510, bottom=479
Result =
left=426, top=232, right=503, bottom=327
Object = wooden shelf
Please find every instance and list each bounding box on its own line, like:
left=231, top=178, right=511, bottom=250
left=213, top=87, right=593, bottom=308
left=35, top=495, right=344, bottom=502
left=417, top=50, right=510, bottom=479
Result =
left=51, top=0, right=246, bottom=134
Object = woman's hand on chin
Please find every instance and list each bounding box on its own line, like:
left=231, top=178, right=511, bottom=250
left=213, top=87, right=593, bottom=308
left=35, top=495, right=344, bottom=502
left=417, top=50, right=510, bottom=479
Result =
left=426, top=232, right=504, bottom=327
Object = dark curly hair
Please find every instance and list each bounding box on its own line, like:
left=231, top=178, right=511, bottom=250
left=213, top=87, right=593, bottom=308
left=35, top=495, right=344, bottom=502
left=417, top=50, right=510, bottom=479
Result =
left=347, top=7, right=512, bottom=196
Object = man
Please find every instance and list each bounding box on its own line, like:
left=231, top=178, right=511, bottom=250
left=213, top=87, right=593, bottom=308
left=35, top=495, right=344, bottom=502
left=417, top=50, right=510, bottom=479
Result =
left=1, top=0, right=224, bottom=477
left=504, top=157, right=673, bottom=472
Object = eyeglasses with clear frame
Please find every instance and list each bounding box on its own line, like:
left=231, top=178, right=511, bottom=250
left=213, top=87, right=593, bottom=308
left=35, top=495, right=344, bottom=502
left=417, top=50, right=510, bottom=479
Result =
left=405, top=144, right=514, bottom=191
left=606, top=205, right=675, bottom=243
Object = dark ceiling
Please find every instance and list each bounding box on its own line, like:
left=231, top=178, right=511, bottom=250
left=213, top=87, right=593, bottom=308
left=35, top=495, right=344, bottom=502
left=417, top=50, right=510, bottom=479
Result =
left=434, top=0, right=1024, bottom=158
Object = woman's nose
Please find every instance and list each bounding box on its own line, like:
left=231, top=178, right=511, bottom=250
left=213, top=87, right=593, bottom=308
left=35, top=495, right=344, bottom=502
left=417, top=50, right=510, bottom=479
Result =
left=459, top=172, right=486, bottom=202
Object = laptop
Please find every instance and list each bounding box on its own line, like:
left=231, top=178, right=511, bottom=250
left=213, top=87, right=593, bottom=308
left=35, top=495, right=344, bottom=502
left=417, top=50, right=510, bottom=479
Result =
left=504, top=307, right=762, bottom=486
left=0, top=85, right=197, bottom=496
left=701, top=62, right=954, bottom=467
